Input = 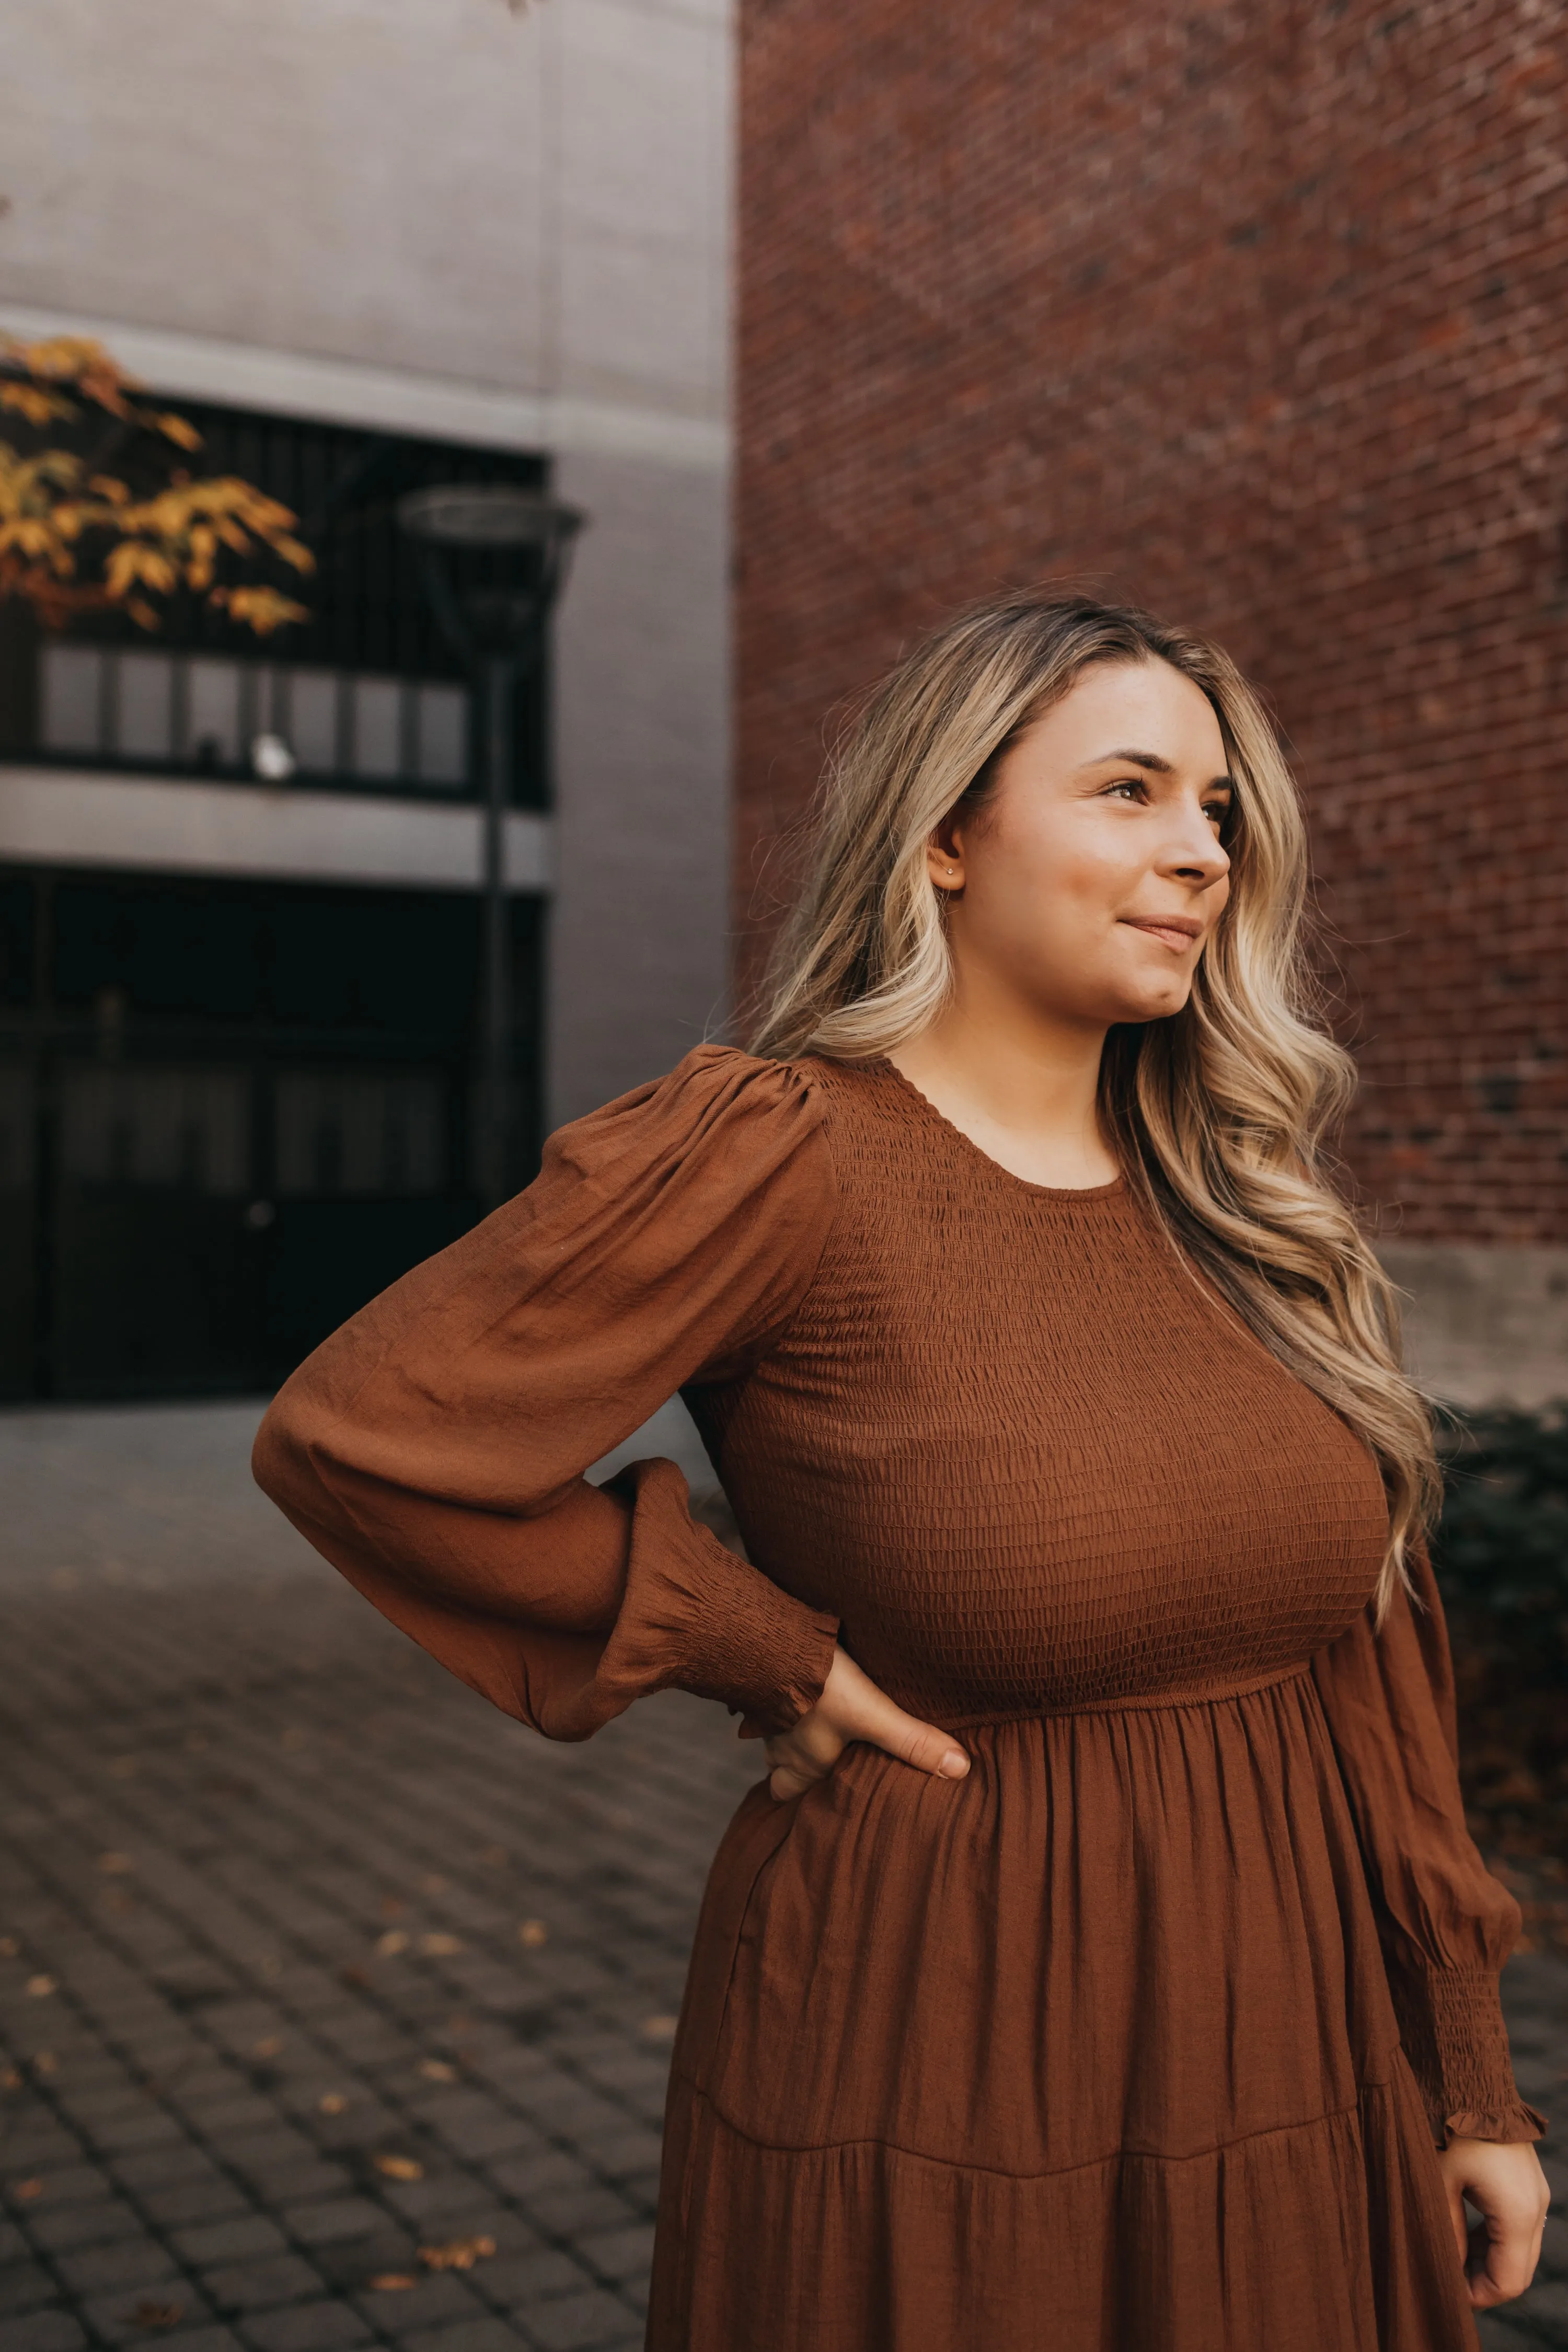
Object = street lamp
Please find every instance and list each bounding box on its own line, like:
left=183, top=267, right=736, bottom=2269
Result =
left=397, top=483, right=584, bottom=1208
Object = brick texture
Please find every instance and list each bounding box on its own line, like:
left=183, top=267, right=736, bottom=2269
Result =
left=737, top=0, right=1568, bottom=1242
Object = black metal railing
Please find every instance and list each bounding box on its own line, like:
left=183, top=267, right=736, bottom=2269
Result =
left=0, top=400, right=555, bottom=809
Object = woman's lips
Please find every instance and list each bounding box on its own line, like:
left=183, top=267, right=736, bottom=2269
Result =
left=1121, top=917, right=1204, bottom=952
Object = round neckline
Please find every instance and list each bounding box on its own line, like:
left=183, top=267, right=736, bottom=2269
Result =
left=869, top=1057, right=1127, bottom=1202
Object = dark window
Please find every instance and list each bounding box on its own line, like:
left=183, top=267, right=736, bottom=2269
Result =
left=0, top=865, right=544, bottom=1401
left=0, top=402, right=553, bottom=809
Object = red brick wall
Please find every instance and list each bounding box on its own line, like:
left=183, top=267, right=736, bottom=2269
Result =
left=737, top=0, right=1568, bottom=1242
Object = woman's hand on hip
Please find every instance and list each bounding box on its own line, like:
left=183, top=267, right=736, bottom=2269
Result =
left=764, top=1646, right=970, bottom=1802
left=1437, top=2136, right=1550, bottom=2308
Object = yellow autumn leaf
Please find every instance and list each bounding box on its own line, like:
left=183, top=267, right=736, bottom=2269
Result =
left=105, top=541, right=176, bottom=598
left=185, top=521, right=216, bottom=592
left=0, top=518, right=60, bottom=558
left=7, top=337, right=142, bottom=419
left=0, top=384, right=78, bottom=428
left=373, top=2153, right=424, bottom=2182
left=50, top=503, right=105, bottom=544
left=148, top=410, right=202, bottom=452
left=11, top=333, right=129, bottom=384
left=214, top=585, right=310, bottom=636
left=418, top=2236, right=495, bottom=2273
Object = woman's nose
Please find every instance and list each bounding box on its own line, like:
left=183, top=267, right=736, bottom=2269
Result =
left=1162, top=812, right=1230, bottom=884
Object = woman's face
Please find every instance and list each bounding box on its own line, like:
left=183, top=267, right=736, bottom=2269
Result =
left=933, top=657, right=1233, bottom=1032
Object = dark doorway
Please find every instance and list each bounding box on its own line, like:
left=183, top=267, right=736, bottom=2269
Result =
left=1, top=867, right=543, bottom=1400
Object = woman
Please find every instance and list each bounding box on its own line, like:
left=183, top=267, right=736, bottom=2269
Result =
left=255, top=593, right=1548, bottom=2349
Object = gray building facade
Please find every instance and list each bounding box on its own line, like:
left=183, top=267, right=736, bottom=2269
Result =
left=0, top=0, right=733, bottom=1395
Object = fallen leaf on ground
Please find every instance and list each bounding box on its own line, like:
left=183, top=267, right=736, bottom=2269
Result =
left=32, top=2053, right=56, bottom=2076
left=642, top=2015, right=678, bottom=2041
left=417, top=2059, right=456, bottom=2083
left=340, top=1965, right=371, bottom=1990
left=374, top=2154, right=424, bottom=2181
left=380, top=1896, right=406, bottom=1919
left=1, top=2070, right=21, bottom=2091
left=25, top=1976, right=55, bottom=1999
left=418, top=1934, right=463, bottom=1957
left=376, top=1931, right=409, bottom=1956
left=251, top=2037, right=284, bottom=2060
left=12, top=2179, right=42, bottom=2200
left=420, top=1875, right=448, bottom=1895
left=99, top=1852, right=134, bottom=1874
left=366, top=2273, right=418, bottom=2292
left=419, top=2235, right=496, bottom=2272
left=319, top=2093, right=347, bottom=2115
left=517, top=1920, right=548, bottom=1948
left=0, top=1938, right=17, bottom=1957
left=125, top=2302, right=182, bottom=2331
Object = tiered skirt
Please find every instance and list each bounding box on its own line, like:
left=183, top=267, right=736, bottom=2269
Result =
left=648, top=1670, right=1475, bottom=2350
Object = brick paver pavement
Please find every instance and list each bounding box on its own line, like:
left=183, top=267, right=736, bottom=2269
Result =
left=2, top=1402, right=1564, bottom=2351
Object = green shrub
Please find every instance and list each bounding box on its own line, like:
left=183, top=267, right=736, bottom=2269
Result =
left=1432, top=1406, right=1568, bottom=1628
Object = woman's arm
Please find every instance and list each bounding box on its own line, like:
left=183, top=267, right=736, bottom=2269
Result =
left=1311, top=1540, right=1548, bottom=2306
left=253, top=1047, right=841, bottom=1742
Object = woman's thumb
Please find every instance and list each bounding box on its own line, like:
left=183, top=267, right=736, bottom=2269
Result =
left=867, top=1691, right=969, bottom=1780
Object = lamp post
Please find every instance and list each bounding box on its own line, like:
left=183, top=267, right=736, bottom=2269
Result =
left=397, top=485, right=584, bottom=1209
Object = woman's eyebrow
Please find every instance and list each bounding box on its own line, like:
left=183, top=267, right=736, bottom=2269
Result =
left=1082, top=746, right=1173, bottom=771
left=1079, top=748, right=1238, bottom=789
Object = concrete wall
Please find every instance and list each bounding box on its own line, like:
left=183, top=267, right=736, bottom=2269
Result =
left=1382, top=1246, right=1568, bottom=1413
left=0, top=0, right=733, bottom=1125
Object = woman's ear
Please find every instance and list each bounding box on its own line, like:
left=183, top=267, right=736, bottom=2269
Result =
left=926, top=813, right=966, bottom=894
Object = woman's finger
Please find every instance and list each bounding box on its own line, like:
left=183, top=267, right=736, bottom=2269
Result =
left=1466, top=2192, right=1548, bottom=2308
left=764, top=1716, right=847, bottom=1802
left=1443, top=2174, right=1468, bottom=2273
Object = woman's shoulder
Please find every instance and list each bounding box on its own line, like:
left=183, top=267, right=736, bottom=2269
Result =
left=545, top=1042, right=837, bottom=1205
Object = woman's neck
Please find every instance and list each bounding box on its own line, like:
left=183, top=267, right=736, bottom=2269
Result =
left=887, top=995, right=1117, bottom=1191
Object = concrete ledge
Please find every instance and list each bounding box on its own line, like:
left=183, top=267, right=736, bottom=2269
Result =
left=1379, top=1242, right=1568, bottom=1411
left=0, top=302, right=730, bottom=474
left=0, top=765, right=553, bottom=894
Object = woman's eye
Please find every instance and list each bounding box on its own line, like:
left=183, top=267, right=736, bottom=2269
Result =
left=1204, top=801, right=1230, bottom=829
left=1104, top=780, right=1144, bottom=801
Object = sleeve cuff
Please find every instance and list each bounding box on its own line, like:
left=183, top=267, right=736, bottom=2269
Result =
left=598, top=1456, right=839, bottom=1734
left=1387, top=1962, right=1547, bottom=2147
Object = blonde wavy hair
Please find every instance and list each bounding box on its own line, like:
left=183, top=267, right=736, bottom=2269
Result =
left=750, top=591, right=1437, bottom=1620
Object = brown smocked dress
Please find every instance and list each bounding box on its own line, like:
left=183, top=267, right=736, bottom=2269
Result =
left=254, top=1046, right=1543, bottom=2352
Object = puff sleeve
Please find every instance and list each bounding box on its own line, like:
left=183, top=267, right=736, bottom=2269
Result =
left=1310, top=1539, right=1546, bottom=2147
left=252, top=1045, right=840, bottom=1742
